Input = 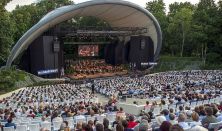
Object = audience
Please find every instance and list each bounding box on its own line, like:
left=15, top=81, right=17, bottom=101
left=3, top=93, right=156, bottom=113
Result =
left=0, top=70, right=221, bottom=131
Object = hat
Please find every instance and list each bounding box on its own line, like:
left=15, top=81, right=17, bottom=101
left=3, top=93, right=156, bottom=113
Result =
left=155, top=116, right=166, bottom=126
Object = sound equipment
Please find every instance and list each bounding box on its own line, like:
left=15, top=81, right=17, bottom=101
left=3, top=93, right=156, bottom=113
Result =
left=21, top=36, right=62, bottom=78
left=128, top=36, right=154, bottom=70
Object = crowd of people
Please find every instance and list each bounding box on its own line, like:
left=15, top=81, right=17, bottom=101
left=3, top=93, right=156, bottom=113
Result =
left=70, top=60, right=125, bottom=76
left=0, top=70, right=221, bottom=131
left=93, top=70, right=222, bottom=100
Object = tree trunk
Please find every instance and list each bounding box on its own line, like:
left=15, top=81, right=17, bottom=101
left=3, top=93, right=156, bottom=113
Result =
left=204, top=43, right=207, bottom=66
left=181, top=22, right=185, bottom=57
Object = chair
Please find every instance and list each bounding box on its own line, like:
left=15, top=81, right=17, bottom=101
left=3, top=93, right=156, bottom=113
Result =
left=97, top=115, right=106, bottom=123
left=106, top=114, right=116, bottom=123
left=66, top=119, right=74, bottom=129
left=209, top=99, right=215, bottom=104
left=3, top=127, right=14, bottom=131
left=1, top=122, right=7, bottom=126
left=196, top=101, right=203, bottom=106
left=41, top=122, right=51, bottom=131
left=153, top=107, right=161, bottom=116
left=16, top=125, right=27, bottom=131
left=75, top=117, right=86, bottom=124
left=29, top=124, right=40, bottom=131
left=208, top=122, right=222, bottom=130
left=190, top=102, right=196, bottom=109
left=86, top=116, right=96, bottom=122
left=148, top=128, right=152, bottom=131
left=20, top=122, right=29, bottom=126
left=52, top=121, right=62, bottom=131
left=203, top=100, right=209, bottom=105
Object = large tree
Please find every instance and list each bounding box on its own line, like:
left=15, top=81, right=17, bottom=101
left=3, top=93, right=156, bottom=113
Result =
left=168, top=8, right=193, bottom=57
left=192, top=0, right=219, bottom=64
left=0, top=0, right=15, bottom=65
left=146, top=0, right=169, bottom=55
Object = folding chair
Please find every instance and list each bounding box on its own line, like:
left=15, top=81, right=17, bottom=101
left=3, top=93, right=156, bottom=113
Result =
left=52, top=121, right=62, bottom=131
left=41, top=122, right=51, bottom=131
left=16, top=125, right=27, bottom=131
left=29, top=124, right=40, bottom=131
left=3, top=127, right=14, bottom=131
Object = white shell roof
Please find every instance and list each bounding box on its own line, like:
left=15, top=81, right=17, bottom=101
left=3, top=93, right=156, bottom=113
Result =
left=6, top=0, right=162, bottom=66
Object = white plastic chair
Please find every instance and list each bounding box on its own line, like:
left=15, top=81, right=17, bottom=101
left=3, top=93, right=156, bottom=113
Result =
left=52, top=121, right=62, bottom=131
left=208, top=122, right=222, bottom=130
left=190, top=102, right=196, bottom=109
left=106, top=114, right=116, bottom=123
left=203, top=100, right=209, bottom=105
left=29, top=124, right=40, bottom=131
left=153, top=107, right=161, bottom=116
left=209, top=99, right=215, bottom=104
left=86, top=116, right=96, bottom=122
left=3, top=127, right=14, bottom=131
left=196, top=101, right=203, bottom=106
left=75, top=118, right=86, bottom=124
left=97, top=115, right=106, bottom=123
left=41, top=122, right=51, bottom=131
left=16, top=125, right=27, bottom=131
left=66, top=119, right=74, bottom=129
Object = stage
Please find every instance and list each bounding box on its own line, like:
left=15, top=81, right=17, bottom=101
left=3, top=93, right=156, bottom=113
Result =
left=67, top=70, right=128, bottom=79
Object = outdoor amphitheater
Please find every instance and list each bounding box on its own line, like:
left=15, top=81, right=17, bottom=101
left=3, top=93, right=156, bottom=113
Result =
left=1, top=0, right=222, bottom=131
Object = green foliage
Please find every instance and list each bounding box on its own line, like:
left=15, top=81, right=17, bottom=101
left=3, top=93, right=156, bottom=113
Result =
left=152, top=56, right=203, bottom=73
left=0, top=67, right=26, bottom=93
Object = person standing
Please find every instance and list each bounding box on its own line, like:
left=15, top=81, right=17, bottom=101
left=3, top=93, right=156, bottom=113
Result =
left=92, top=83, right=95, bottom=94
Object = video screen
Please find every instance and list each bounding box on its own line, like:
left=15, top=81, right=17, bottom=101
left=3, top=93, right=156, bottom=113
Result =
left=78, top=45, right=99, bottom=57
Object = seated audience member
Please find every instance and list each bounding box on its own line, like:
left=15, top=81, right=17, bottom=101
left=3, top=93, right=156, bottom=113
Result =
left=161, top=109, right=170, bottom=121
left=169, top=114, right=177, bottom=125
left=177, top=113, right=190, bottom=129
left=201, top=107, right=218, bottom=128
left=5, top=117, right=16, bottom=129
left=113, top=116, right=122, bottom=127
left=88, top=120, right=95, bottom=130
left=156, top=116, right=167, bottom=127
left=185, top=110, right=193, bottom=122
left=103, top=118, right=111, bottom=131
left=59, top=121, right=71, bottom=131
left=52, top=112, right=63, bottom=122
left=160, top=121, right=172, bottom=131
left=169, top=124, right=184, bottom=131
left=127, top=115, right=138, bottom=128
left=76, top=122, right=83, bottom=131
left=134, top=116, right=151, bottom=131
left=116, top=122, right=124, bottom=131
left=190, top=112, right=202, bottom=127
left=122, top=120, right=133, bottom=131
left=144, top=101, right=151, bottom=112
left=96, top=123, right=104, bottom=131
left=117, top=107, right=125, bottom=118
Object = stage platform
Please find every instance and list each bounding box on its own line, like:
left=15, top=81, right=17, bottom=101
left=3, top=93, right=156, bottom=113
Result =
left=68, top=70, right=128, bottom=80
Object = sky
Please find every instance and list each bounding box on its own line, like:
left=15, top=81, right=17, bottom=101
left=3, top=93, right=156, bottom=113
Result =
left=5, top=0, right=220, bottom=12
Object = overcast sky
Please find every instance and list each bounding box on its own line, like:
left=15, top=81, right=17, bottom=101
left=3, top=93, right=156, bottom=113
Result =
left=5, top=0, right=220, bottom=12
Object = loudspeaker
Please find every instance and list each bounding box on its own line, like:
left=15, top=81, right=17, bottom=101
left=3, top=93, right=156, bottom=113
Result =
left=24, top=36, right=62, bottom=78
left=53, top=41, right=60, bottom=52
left=104, top=40, right=125, bottom=66
left=128, top=36, right=154, bottom=70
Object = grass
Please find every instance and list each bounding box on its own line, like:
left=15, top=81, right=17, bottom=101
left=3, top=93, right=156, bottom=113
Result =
left=152, top=56, right=203, bottom=73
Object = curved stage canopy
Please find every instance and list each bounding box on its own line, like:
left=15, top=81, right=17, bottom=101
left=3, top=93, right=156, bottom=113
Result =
left=6, top=0, right=162, bottom=67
